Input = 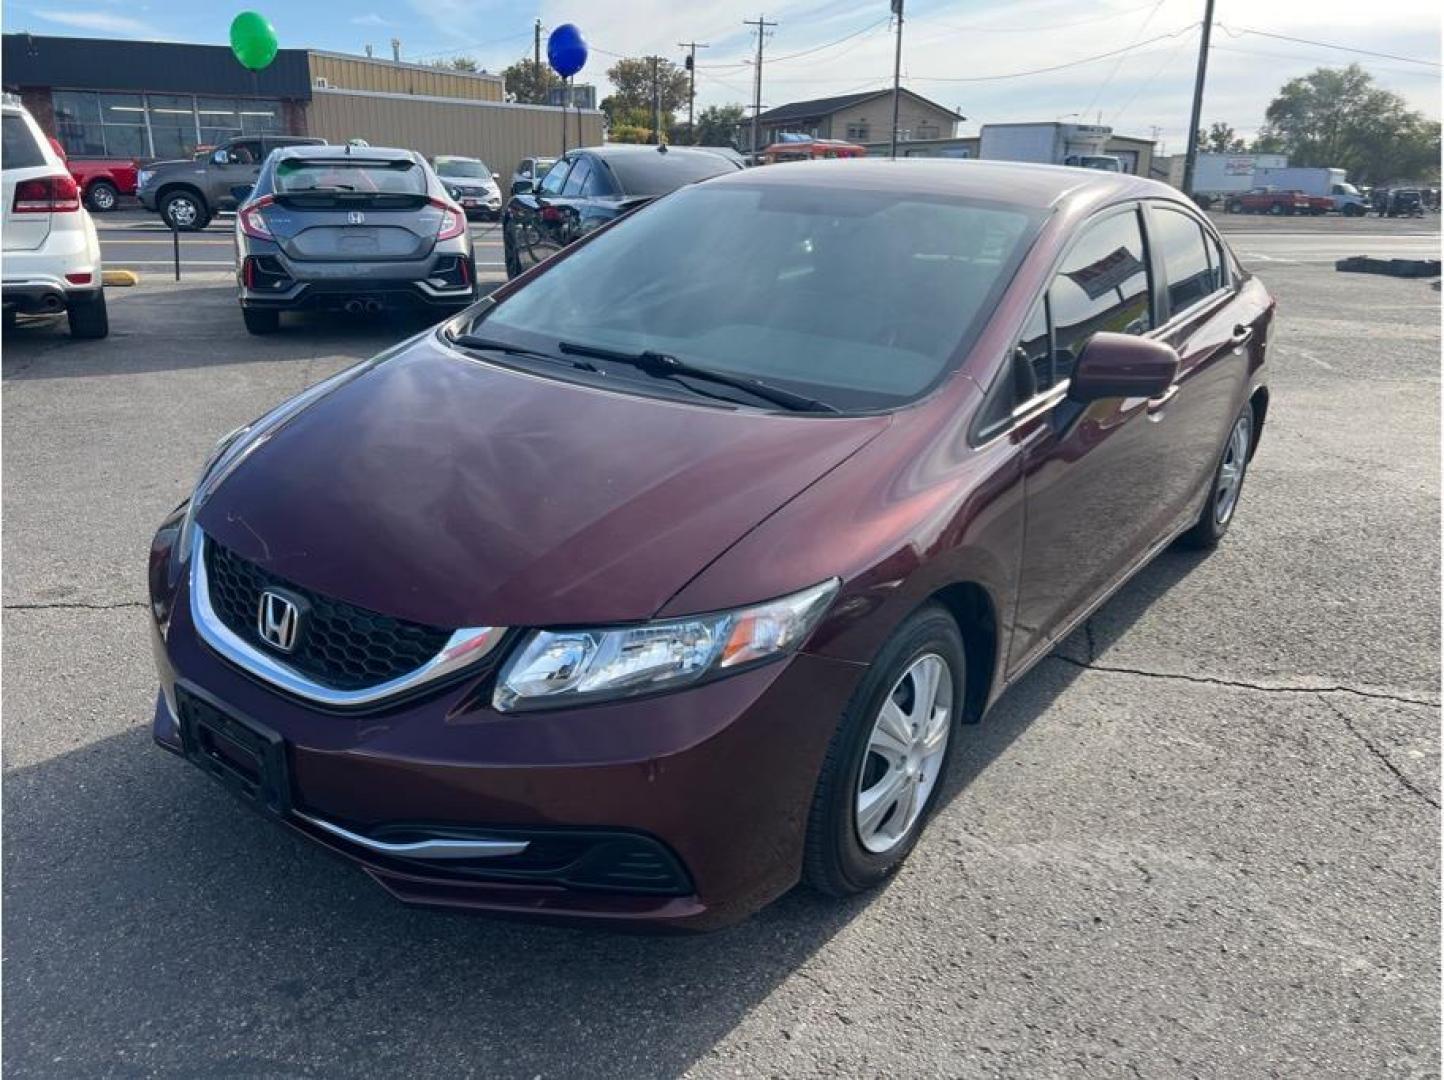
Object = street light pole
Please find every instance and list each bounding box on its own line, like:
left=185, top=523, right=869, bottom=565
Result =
left=890, top=0, right=904, bottom=159
left=1180, top=0, right=1216, bottom=197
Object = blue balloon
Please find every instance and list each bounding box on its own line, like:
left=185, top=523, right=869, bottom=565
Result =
left=547, top=24, right=588, bottom=78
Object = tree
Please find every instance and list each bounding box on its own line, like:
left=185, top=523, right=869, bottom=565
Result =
left=1258, top=64, right=1440, bottom=184
left=600, top=57, right=691, bottom=141
left=429, top=56, right=479, bottom=72
left=1195, top=122, right=1246, bottom=154
left=693, top=104, right=746, bottom=148
left=501, top=57, right=564, bottom=105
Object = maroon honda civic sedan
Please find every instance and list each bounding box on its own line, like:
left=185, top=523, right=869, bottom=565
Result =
left=149, top=159, right=1272, bottom=930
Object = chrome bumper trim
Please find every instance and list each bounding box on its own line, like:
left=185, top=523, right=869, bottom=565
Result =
left=189, top=526, right=506, bottom=708
left=294, top=811, right=529, bottom=860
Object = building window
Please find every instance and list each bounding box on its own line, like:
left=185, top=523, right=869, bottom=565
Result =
left=49, top=90, right=285, bottom=159
left=915, top=123, right=940, bottom=140
left=845, top=122, right=869, bottom=141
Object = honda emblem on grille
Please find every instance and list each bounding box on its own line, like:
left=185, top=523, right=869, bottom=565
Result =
left=347, top=210, right=365, bottom=225
left=257, top=589, right=304, bottom=653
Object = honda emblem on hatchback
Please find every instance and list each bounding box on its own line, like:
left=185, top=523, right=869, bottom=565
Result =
left=257, top=589, right=303, bottom=653
left=347, top=211, right=366, bottom=226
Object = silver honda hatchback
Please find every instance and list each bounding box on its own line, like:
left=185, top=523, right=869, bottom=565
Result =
left=233, top=145, right=476, bottom=334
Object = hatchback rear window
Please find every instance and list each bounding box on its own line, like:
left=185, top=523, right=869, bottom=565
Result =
left=602, top=152, right=739, bottom=196
left=476, top=182, right=1043, bottom=411
left=273, top=158, right=426, bottom=196
left=2, top=114, right=46, bottom=171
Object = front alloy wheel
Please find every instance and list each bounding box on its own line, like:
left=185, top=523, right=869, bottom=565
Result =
left=856, top=655, right=952, bottom=854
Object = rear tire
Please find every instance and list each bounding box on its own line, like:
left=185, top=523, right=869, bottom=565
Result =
left=85, top=180, right=119, bottom=212
left=1226, top=200, right=1241, bottom=214
left=1178, top=401, right=1255, bottom=550
left=803, top=604, right=965, bottom=898
left=67, top=290, right=109, bottom=339
left=242, top=307, right=279, bottom=335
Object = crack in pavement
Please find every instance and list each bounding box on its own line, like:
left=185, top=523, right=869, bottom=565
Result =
left=1314, top=693, right=1441, bottom=810
left=4, top=600, right=146, bottom=612
left=1047, top=654, right=1440, bottom=709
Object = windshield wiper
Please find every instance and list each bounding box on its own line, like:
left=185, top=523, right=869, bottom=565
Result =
left=450, top=334, right=597, bottom=371
left=557, top=341, right=838, bottom=413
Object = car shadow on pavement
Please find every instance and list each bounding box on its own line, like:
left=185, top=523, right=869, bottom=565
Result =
left=0, top=547, right=1218, bottom=1078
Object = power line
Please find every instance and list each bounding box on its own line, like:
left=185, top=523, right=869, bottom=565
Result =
left=698, top=16, right=888, bottom=70
left=909, top=0, right=1170, bottom=35
left=1210, top=43, right=1441, bottom=80
left=1109, top=23, right=1198, bottom=127
left=1217, top=25, right=1441, bottom=68
left=1083, top=0, right=1169, bottom=122
left=906, top=25, right=1199, bottom=82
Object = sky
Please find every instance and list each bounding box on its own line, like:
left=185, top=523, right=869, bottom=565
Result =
left=4, top=0, right=1440, bottom=152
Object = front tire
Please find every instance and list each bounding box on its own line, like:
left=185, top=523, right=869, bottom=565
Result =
left=161, top=190, right=208, bottom=231
left=85, top=180, right=119, bottom=212
left=803, top=604, right=965, bottom=897
left=242, top=307, right=279, bottom=335
left=1178, top=402, right=1255, bottom=550
left=67, top=290, right=109, bottom=339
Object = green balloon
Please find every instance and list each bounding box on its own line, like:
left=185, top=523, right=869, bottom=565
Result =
left=229, top=11, right=278, bottom=71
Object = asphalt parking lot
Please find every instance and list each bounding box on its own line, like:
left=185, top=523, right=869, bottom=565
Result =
left=2, top=212, right=1439, bottom=1077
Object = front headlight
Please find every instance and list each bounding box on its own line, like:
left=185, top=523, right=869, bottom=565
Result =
left=493, top=579, right=840, bottom=712
left=137, top=169, right=154, bottom=188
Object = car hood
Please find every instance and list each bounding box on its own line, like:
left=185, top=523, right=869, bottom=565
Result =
left=198, top=334, right=888, bottom=629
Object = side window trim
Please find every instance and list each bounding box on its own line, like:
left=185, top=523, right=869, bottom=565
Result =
left=970, top=201, right=1149, bottom=446
left=1142, top=199, right=1234, bottom=328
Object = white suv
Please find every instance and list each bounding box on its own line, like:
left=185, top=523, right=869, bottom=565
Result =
left=2, top=100, right=107, bottom=338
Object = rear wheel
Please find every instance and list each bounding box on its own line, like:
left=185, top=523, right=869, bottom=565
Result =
left=161, top=190, right=208, bottom=231
left=803, top=605, right=964, bottom=897
left=1179, top=402, right=1254, bottom=550
left=1269, top=203, right=1284, bottom=215
left=85, top=180, right=119, bottom=212
left=242, top=307, right=279, bottom=335
left=1226, top=200, right=1242, bottom=214
left=67, top=290, right=109, bottom=339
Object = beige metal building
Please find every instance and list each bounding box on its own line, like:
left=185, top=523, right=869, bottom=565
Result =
left=309, top=51, right=504, bottom=101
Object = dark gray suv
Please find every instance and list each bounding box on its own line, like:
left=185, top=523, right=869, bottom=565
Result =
left=137, top=135, right=324, bottom=230
left=234, top=145, right=477, bottom=333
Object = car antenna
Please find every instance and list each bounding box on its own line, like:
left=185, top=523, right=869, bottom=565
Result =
left=657, top=144, right=668, bottom=153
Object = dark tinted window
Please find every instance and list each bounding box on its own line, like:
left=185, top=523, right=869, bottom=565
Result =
left=476, top=183, right=1042, bottom=411
left=561, top=156, right=592, bottom=196
left=2, top=114, right=45, bottom=170
left=273, top=158, right=426, bottom=195
left=580, top=161, right=612, bottom=196
left=1015, top=300, right=1053, bottom=396
left=538, top=158, right=571, bottom=196
left=602, top=151, right=736, bottom=196
left=1048, top=209, right=1152, bottom=375
left=225, top=140, right=262, bottom=165
left=1152, top=207, right=1217, bottom=313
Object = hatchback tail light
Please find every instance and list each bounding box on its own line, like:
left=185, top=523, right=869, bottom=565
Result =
left=239, top=195, right=276, bottom=240
left=539, top=205, right=563, bottom=223
left=12, top=175, right=80, bottom=213
left=429, top=197, right=466, bottom=241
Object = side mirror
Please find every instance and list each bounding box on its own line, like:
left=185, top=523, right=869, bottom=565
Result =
left=510, top=179, right=533, bottom=196
left=1068, top=332, right=1178, bottom=403
left=231, top=185, right=254, bottom=203
left=493, top=171, right=501, bottom=180
left=212, top=149, right=230, bottom=165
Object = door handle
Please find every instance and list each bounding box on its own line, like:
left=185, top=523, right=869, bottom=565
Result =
left=1147, top=384, right=1180, bottom=415
left=1228, top=323, right=1255, bottom=351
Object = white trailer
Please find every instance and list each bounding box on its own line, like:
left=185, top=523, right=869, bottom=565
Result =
left=1189, top=153, right=1287, bottom=198
left=1253, top=166, right=1368, bottom=214
left=979, top=123, right=1121, bottom=171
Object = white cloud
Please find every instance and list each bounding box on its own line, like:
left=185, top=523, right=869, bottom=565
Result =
left=32, top=9, right=163, bottom=37
left=350, top=14, right=393, bottom=28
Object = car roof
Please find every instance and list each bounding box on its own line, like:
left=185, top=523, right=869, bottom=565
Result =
left=269, top=144, right=418, bottom=162
left=700, top=157, right=1175, bottom=211
left=577, top=145, right=735, bottom=163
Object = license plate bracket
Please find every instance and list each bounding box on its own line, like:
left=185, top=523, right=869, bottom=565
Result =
left=176, top=685, right=291, bottom=816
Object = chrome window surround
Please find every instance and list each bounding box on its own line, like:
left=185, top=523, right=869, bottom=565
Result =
left=189, top=526, right=506, bottom=708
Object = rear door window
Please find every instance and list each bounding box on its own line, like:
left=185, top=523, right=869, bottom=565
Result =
left=1048, top=208, right=1153, bottom=379
left=538, top=159, right=571, bottom=196
left=1151, top=206, right=1218, bottom=314
left=2, top=114, right=46, bottom=170
left=561, top=157, right=593, bottom=197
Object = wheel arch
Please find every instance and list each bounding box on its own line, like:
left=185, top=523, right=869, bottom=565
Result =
left=920, top=581, right=999, bottom=726
left=157, top=182, right=208, bottom=211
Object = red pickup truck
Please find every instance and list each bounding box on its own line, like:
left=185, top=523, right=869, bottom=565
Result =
left=47, top=137, right=140, bottom=212
left=1224, top=187, right=1312, bottom=216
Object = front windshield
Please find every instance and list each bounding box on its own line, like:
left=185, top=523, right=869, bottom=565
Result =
left=468, top=182, right=1042, bottom=411
left=436, top=157, right=489, bottom=179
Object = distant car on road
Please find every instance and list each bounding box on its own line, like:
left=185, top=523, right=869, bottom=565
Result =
left=1383, top=188, right=1425, bottom=218
left=232, top=145, right=476, bottom=334
left=1224, top=188, right=1311, bottom=216
left=431, top=155, right=503, bottom=219
left=138, top=134, right=324, bottom=230
left=502, top=144, right=742, bottom=277
left=508, top=156, right=557, bottom=195
left=2, top=99, right=108, bottom=337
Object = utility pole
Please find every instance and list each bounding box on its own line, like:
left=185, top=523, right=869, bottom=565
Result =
left=534, top=19, right=542, bottom=76
left=679, top=40, right=709, bottom=144
left=649, top=56, right=662, bottom=144
left=744, top=15, right=776, bottom=160
left=1180, top=0, right=1216, bottom=197
left=890, top=0, right=904, bottom=159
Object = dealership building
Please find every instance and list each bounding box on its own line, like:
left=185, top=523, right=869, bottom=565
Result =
left=1, top=33, right=602, bottom=172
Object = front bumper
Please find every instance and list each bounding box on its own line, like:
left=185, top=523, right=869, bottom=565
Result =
left=151, top=549, right=863, bottom=930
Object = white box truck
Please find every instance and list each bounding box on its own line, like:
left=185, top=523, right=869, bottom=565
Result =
left=979, top=123, right=1121, bottom=171
left=1253, top=166, right=1368, bottom=215
left=1189, top=153, right=1288, bottom=199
